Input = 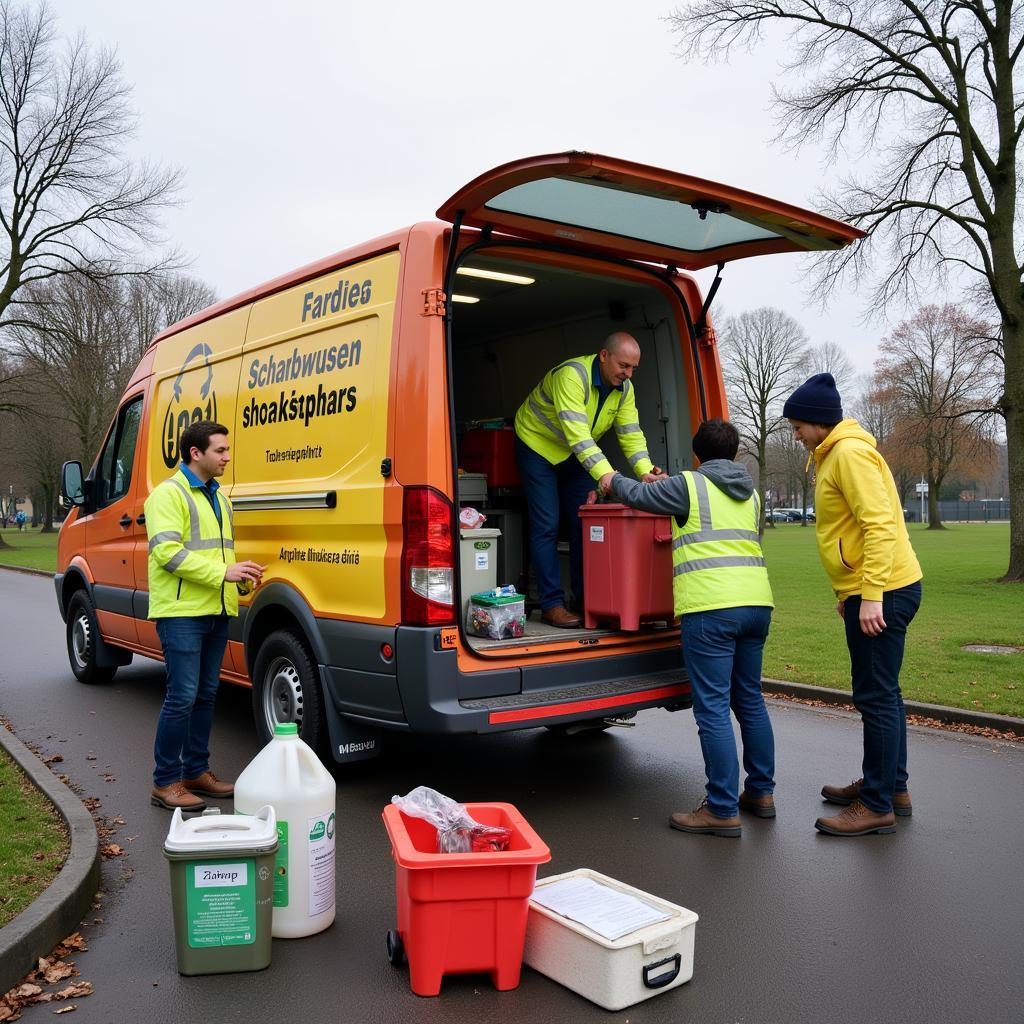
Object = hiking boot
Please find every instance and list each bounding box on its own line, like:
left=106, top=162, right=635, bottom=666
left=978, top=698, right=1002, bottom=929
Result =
left=541, top=605, right=582, bottom=629
left=822, top=778, right=912, bottom=817
left=151, top=781, right=206, bottom=812
left=739, top=791, right=776, bottom=818
left=815, top=799, right=896, bottom=836
left=669, top=800, right=741, bottom=838
left=182, top=770, right=235, bottom=798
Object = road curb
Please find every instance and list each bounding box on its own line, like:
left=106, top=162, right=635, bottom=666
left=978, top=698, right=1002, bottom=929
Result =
left=0, top=564, right=53, bottom=578
left=762, top=678, right=1024, bottom=737
left=0, top=726, right=100, bottom=995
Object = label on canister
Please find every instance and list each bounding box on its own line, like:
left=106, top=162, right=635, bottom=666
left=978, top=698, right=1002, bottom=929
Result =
left=590, top=526, right=605, bottom=542
left=308, top=812, right=336, bottom=917
left=273, top=820, right=289, bottom=907
left=186, top=860, right=256, bottom=947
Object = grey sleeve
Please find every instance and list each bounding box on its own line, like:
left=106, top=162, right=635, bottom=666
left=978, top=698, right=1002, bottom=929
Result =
left=608, top=472, right=690, bottom=520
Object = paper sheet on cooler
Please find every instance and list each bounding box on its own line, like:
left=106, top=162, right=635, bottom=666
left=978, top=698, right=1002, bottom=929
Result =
left=530, top=876, right=671, bottom=940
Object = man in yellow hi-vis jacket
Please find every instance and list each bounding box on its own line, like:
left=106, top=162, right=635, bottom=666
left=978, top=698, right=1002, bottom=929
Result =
left=514, top=332, right=664, bottom=628
left=146, top=420, right=264, bottom=811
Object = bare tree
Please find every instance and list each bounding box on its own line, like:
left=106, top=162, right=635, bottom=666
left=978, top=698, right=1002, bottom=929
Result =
left=875, top=304, right=1001, bottom=527
left=669, top=0, right=1024, bottom=580
left=719, top=307, right=810, bottom=530
left=807, top=340, right=858, bottom=399
left=0, top=1, right=181, bottom=334
left=852, top=375, right=923, bottom=510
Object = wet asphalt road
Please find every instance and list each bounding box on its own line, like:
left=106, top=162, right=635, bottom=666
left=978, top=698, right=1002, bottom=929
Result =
left=2, top=569, right=1023, bottom=1024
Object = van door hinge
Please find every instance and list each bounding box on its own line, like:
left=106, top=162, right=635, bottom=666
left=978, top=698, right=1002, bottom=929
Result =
left=380, top=457, right=392, bottom=478
left=699, top=325, right=718, bottom=349
left=421, top=288, right=446, bottom=317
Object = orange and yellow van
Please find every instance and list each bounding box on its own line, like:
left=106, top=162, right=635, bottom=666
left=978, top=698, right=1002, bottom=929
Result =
left=55, top=152, right=862, bottom=764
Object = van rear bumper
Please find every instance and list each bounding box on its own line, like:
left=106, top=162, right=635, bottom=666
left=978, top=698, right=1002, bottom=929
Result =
left=385, top=626, right=690, bottom=734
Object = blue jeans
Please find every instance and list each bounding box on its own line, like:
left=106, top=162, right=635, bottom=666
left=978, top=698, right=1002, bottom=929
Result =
left=153, top=615, right=230, bottom=787
left=843, top=581, right=922, bottom=813
left=680, top=606, right=775, bottom=818
left=515, top=437, right=595, bottom=611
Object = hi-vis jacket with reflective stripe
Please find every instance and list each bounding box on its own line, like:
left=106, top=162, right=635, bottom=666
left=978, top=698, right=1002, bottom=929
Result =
left=672, top=472, right=773, bottom=616
left=144, top=469, right=238, bottom=619
left=514, top=353, right=655, bottom=482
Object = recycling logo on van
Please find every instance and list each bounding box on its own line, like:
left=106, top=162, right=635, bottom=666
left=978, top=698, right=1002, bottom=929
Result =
left=161, top=342, right=219, bottom=468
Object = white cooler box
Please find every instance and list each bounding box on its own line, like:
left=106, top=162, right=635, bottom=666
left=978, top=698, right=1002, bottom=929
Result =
left=523, top=868, right=698, bottom=1011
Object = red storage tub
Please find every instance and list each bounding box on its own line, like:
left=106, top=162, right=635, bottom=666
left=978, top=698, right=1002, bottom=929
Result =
left=460, top=427, right=521, bottom=487
left=579, top=504, right=676, bottom=631
left=382, top=801, right=550, bottom=996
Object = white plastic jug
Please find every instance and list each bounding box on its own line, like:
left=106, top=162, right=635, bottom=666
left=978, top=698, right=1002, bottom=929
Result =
left=234, top=723, right=336, bottom=938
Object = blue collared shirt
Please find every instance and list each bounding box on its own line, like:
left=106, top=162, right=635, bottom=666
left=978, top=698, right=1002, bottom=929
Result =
left=179, top=462, right=222, bottom=526
left=592, top=357, right=623, bottom=422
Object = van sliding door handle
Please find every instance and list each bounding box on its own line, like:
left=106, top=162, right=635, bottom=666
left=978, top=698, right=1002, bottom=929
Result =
left=119, top=515, right=132, bottom=528
left=136, top=514, right=146, bottom=526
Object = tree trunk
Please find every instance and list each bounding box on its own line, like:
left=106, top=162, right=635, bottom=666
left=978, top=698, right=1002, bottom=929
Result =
left=1001, top=315, right=1024, bottom=581
left=40, top=486, right=55, bottom=533
left=927, top=476, right=944, bottom=530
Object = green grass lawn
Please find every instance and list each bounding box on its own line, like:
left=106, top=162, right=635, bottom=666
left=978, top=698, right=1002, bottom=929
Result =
left=2, top=522, right=1022, bottom=717
left=0, top=527, right=59, bottom=572
left=762, top=523, right=1024, bottom=718
left=0, top=746, right=68, bottom=927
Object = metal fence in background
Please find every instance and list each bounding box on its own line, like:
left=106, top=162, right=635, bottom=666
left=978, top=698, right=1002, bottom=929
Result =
left=904, top=499, right=1011, bottom=523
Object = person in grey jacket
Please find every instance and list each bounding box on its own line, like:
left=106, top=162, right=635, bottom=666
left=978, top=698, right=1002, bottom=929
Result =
left=598, top=419, right=776, bottom=837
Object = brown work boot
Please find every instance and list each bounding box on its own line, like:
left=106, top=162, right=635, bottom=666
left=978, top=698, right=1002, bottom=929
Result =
left=669, top=800, right=741, bottom=838
left=822, top=777, right=912, bottom=817
left=152, top=781, right=206, bottom=812
left=738, top=791, right=776, bottom=818
left=182, top=770, right=235, bottom=798
left=541, top=605, right=582, bottom=629
left=815, top=799, right=896, bottom=836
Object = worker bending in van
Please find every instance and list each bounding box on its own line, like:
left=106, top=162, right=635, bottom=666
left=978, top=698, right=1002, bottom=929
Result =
left=146, top=421, right=265, bottom=811
left=514, top=332, right=665, bottom=628
left=599, top=419, right=775, bottom=837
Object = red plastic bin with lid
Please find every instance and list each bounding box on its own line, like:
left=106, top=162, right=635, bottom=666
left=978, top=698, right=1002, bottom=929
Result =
left=578, top=503, right=676, bottom=630
left=381, top=801, right=550, bottom=996
left=460, top=427, right=521, bottom=487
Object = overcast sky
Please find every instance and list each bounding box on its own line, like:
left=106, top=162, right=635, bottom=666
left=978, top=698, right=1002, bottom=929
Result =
left=51, top=0, right=925, bottom=375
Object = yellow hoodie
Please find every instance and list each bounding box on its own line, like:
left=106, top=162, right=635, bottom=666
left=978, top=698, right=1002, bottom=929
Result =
left=812, top=419, right=922, bottom=601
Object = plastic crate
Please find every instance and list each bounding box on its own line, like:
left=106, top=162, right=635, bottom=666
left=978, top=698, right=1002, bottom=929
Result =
left=460, top=427, right=521, bottom=488
left=578, top=504, right=675, bottom=630
left=382, top=801, right=550, bottom=996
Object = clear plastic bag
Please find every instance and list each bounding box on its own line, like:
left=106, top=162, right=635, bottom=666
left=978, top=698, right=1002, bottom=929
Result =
left=390, top=786, right=512, bottom=853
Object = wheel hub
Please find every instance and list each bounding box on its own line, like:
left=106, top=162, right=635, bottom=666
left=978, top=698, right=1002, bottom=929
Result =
left=263, top=656, right=304, bottom=729
left=71, top=614, right=91, bottom=669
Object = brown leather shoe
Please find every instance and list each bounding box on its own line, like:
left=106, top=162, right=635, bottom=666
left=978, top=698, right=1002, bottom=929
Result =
left=669, top=800, right=741, bottom=837
left=541, top=605, right=582, bottom=629
left=152, top=781, right=206, bottom=811
left=738, top=791, right=776, bottom=818
left=822, top=777, right=912, bottom=817
left=182, top=770, right=235, bottom=798
left=815, top=799, right=896, bottom=836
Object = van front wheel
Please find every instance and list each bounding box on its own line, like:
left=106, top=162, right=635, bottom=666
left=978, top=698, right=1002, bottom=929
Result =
left=66, top=591, right=117, bottom=685
left=251, top=629, right=325, bottom=752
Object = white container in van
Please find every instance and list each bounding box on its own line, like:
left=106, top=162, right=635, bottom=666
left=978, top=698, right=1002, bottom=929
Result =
left=523, top=868, right=698, bottom=1010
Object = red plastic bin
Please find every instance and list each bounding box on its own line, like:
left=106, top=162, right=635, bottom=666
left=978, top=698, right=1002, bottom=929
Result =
left=578, top=503, right=676, bottom=630
left=460, top=427, right=521, bottom=488
left=381, top=801, right=550, bottom=996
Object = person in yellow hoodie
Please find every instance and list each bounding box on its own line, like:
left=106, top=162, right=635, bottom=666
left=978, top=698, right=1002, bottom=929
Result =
left=785, top=374, right=922, bottom=837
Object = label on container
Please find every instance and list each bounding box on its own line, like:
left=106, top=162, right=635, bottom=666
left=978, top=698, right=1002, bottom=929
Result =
left=474, top=552, right=489, bottom=570
left=590, top=525, right=605, bottom=542
left=186, top=860, right=256, bottom=947
left=308, top=812, right=335, bottom=917
left=273, top=820, right=289, bottom=907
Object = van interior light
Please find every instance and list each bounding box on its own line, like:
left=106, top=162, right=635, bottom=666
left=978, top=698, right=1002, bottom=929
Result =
left=451, top=294, right=480, bottom=304
left=457, top=267, right=535, bottom=285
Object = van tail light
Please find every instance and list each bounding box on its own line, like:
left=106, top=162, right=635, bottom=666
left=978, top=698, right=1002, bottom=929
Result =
left=401, top=486, right=456, bottom=626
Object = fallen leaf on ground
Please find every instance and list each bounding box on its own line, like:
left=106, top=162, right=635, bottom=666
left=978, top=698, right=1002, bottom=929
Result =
left=56, top=934, right=87, bottom=953
left=41, top=755, right=63, bottom=765
left=51, top=983, right=91, bottom=1000
left=53, top=1007, right=77, bottom=1015
left=41, top=964, right=75, bottom=985
left=82, top=798, right=100, bottom=811
left=99, top=844, right=123, bottom=858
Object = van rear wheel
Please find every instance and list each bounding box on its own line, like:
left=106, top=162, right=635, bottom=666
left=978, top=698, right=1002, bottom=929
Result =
left=66, top=591, right=117, bottom=685
left=251, top=629, right=325, bottom=752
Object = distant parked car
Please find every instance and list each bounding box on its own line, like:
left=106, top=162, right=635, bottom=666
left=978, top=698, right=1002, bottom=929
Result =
left=766, top=508, right=797, bottom=522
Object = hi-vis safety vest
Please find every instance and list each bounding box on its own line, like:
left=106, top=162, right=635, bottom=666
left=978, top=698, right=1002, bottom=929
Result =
left=145, top=469, right=238, bottom=619
left=672, top=472, right=774, bottom=615
left=514, top=353, right=655, bottom=481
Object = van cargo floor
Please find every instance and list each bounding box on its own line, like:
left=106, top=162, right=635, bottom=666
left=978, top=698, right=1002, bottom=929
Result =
left=468, top=612, right=674, bottom=651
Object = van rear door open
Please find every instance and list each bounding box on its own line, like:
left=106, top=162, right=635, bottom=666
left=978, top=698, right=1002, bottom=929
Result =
left=437, top=151, right=865, bottom=270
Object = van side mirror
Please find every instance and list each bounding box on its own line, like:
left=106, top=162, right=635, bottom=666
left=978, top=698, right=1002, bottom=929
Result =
left=61, top=461, right=86, bottom=508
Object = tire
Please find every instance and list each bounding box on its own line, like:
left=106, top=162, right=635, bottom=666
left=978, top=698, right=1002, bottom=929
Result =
left=250, top=629, right=325, bottom=752
left=386, top=929, right=405, bottom=966
left=66, top=591, right=117, bottom=685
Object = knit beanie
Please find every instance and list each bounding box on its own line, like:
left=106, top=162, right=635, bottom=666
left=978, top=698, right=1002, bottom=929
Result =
left=783, top=373, right=844, bottom=425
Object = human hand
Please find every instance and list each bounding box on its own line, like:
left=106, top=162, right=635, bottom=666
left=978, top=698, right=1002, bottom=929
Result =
left=598, top=472, right=615, bottom=495
left=836, top=599, right=845, bottom=620
left=642, top=467, right=667, bottom=483
left=585, top=489, right=598, bottom=505
left=859, top=599, right=886, bottom=636
left=226, top=560, right=265, bottom=584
